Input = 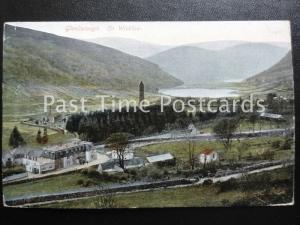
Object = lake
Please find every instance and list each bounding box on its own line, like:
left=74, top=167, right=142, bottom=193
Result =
left=159, top=87, right=239, bottom=98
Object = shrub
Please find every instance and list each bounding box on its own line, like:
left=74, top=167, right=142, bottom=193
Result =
left=261, top=150, right=275, bottom=160
left=271, top=140, right=281, bottom=148
left=202, top=179, right=213, bottom=186
left=240, top=173, right=272, bottom=191
left=148, top=169, right=163, bottom=180
left=2, top=165, right=26, bottom=178
left=163, top=169, right=169, bottom=176
left=81, top=168, right=88, bottom=175
left=83, top=179, right=95, bottom=187
left=281, top=138, right=292, bottom=150
left=100, top=171, right=110, bottom=180
left=5, top=159, right=13, bottom=168
left=219, top=178, right=238, bottom=192
left=87, top=168, right=100, bottom=178
left=138, top=167, right=148, bottom=177
left=127, top=169, right=137, bottom=176
left=76, top=179, right=84, bottom=186
left=111, top=172, right=130, bottom=182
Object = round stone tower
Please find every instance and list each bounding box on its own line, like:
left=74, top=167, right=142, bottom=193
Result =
left=139, top=81, right=144, bottom=103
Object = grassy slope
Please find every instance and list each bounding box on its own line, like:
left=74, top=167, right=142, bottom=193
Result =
left=4, top=25, right=182, bottom=91
left=39, top=167, right=293, bottom=208
left=240, top=51, right=294, bottom=96
left=3, top=25, right=182, bottom=118
left=2, top=122, right=75, bottom=152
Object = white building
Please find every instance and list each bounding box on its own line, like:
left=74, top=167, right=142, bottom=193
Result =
left=199, top=149, right=218, bottom=164
left=22, top=157, right=55, bottom=174
left=260, top=112, right=283, bottom=120
left=146, top=153, right=174, bottom=164
left=2, top=147, right=27, bottom=166
left=42, top=141, right=96, bottom=169
left=187, top=123, right=197, bottom=135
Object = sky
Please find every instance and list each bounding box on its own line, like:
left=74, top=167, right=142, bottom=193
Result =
left=6, top=21, right=291, bottom=45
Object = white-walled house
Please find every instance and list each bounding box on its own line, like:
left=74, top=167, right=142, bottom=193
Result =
left=3, top=141, right=98, bottom=174
left=199, top=148, right=219, bottom=164
left=187, top=123, right=197, bottom=135
left=2, top=147, right=28, bottom=166
left=42, top=141, right=96, bottom=169
left=22, top=157, right=55, bottom=174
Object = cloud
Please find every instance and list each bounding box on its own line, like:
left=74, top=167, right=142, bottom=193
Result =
left=6, top=21, right=291, bottom=45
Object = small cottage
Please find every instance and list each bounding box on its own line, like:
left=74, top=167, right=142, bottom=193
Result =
left=199, top=148, right=218, bottom=164
left=187, top=123, right=197, bottom=135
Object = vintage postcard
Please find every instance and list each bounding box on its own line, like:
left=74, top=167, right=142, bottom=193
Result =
left=2, top=21, right=294, bottom=208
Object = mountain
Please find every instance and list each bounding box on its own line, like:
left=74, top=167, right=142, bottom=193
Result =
left=187, top=40, right=291, bottom=51
left=187, top=40, right=247, bottom=51
left=243, top=51, right=293, bottom=93
left=3, top=25, right=182, bottom=94
left=84, top=37, right=171, bottom=58
left=3, top=25, right=183, bottom=117
left=147, top=43, right=289, bottom=83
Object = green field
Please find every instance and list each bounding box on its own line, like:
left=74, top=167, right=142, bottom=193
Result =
left=3, top=171, right=115, bottom=199
left=2, top=121, right=75, bottom=152
left=39, top=167, right=293, bottom=208
left=136, top=136, right=294, bottom=162
left=41, top=186, right=245, bottom=208
left=3, top=135, right=293, bottom=200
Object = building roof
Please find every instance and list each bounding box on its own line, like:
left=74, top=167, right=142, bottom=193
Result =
left=146, top=153, right=174, bottom=163
left=124, top=157, right=144, bottom=167
left=2, top=152, right=13, bottom=162
left=99, top=157, right=145, bottom=171
left=27, top=157, right=54, bottom=164
left=27, top=150, right=44, bottom=158
left=260, top=112, right=283, bottom=119
left=42, top=141, right=93, bottom=159
left=200, top=148, right=215, bottom=155
left=10, top=147, right=28, bottom=155
left=99, top=159, right=119, bottom=171
left=43, top=141, right=92, bottom=152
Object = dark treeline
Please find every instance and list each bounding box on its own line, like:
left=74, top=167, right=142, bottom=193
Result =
left=66, top=105, right=218, bottom=142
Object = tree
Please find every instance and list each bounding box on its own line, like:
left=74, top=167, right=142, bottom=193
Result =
left=248, top=114, right=257, bottom=133
left=213, top=118, right=238, bottom=152
left=105, top=132, right=133, bottom=171
left=237, top=142, right=248, bottom=161
left=6, top=158, right=13, bottom=168
left=9, top=126, right=26, bottom=148
left=182, top=128, right=197, bottom=170
left=189, top=141, right=196, bottom=170
left=36, top=129, right=42, bottom=144
left=42, top=127, right=48, bottom=144
left=187, top=140, right=196, bottom=170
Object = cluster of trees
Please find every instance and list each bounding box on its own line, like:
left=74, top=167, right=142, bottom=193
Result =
left=66, top=105, right=212, bottom=143
left=36, top=128, right=49, bottom=144
left=8, top=126, right=50, bottom=150
left=9, top=126, right=26, bottom=148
